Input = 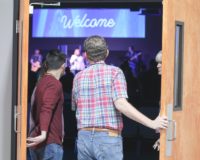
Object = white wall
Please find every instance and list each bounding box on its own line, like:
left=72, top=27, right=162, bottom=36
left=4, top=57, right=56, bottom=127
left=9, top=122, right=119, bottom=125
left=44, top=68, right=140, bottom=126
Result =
left=0, top=0, right=13, bottom=159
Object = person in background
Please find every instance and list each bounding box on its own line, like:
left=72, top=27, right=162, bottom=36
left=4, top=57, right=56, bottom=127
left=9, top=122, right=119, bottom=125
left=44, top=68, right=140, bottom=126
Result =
left=82, top=51, right=90, bottom=68
left=30, top=49, right=43, bottom=72
left=125, top=46, right=135, bottom=59
left=27, top=49, right=66, bottom=160
left=125, top=46, right=142, bottom=78
left=60, top=67, right=77, bottom=158
left=60, top=67, right=74, bottom=99
left=153, top=50, right=162, bottom=151
left=70, top=48, right=85, bottom=75
left=72, top=35, right=168, bottom=160
left=155, top=50, right=162, bottom=75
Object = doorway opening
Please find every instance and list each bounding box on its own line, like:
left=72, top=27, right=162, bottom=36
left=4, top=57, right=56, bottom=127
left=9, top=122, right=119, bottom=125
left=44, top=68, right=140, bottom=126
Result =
left=27, top=1, right=163, bottom=160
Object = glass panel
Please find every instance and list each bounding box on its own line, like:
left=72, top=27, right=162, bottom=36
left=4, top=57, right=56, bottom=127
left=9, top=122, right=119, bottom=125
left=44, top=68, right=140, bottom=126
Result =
left=174, top=21, right=184, bottom=110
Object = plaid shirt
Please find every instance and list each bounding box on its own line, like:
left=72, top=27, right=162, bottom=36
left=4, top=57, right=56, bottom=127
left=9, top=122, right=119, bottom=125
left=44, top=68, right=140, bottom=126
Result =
left=72, top=61, right=128, bottom=131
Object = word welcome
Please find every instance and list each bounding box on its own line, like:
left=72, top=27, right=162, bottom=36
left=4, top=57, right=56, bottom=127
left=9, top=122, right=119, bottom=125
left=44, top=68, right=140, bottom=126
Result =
left=60, top=14, right=116, bottom=29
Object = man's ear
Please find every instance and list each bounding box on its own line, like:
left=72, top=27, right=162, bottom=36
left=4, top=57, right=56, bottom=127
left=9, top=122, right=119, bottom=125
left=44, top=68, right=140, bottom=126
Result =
left=60, top=63, right=65, bottom=69
left=106, top=49, right=109, bottom=57
left=85, top=52, right=88, bottom=59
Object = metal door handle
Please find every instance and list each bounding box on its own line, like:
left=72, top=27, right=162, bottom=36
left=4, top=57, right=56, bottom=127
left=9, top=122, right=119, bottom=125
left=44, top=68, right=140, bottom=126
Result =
left=14, top=105, right=21, bottom=133
left=166, top=104, right=176, bottom=156
left=167, top=120, right=176, bottom=141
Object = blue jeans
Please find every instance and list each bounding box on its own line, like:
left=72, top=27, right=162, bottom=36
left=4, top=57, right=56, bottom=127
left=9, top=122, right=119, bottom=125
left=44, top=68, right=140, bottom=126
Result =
left=77, top=130, right=123, bottom=160
left=29, top=143, right=63, bottom=160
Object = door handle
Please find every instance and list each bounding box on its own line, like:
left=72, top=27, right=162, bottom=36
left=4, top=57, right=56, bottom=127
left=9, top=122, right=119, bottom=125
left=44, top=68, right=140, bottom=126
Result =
left=14, top=105, right=21, bottom=133
left=167, top=120, right=176, bottom=141
left=166, top=104, right=175, bottom=156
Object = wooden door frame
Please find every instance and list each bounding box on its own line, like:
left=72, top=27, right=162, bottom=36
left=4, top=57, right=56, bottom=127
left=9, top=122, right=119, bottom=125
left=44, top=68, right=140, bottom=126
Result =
left=12, top=0, right=164, bottom=159
left=11, top=0, right=29, bottom=159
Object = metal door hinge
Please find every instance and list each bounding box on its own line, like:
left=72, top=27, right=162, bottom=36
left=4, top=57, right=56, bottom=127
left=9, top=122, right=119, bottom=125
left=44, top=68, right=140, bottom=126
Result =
left=16, top=20, right=20, bottom=34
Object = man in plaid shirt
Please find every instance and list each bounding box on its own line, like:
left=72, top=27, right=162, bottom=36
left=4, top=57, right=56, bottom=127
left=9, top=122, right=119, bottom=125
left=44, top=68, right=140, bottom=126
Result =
left=72, top=35, right=168, bottom=160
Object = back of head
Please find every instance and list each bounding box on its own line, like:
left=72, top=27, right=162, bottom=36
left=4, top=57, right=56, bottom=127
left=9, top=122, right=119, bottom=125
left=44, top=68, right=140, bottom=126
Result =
left=45, top=49, right=66, bottom=70
left=84, top=35, right=108, bottom=62
left=39, top=49, right=66, bottom=77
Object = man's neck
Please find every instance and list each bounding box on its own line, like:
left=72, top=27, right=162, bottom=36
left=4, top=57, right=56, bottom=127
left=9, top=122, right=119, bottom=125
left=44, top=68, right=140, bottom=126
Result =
left=46, top=70, right=60, bottom=80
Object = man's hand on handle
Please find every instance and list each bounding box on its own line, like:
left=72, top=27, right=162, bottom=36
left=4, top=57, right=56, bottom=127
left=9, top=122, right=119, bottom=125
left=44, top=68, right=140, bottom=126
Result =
left=152, top=115, right=168, bottom=130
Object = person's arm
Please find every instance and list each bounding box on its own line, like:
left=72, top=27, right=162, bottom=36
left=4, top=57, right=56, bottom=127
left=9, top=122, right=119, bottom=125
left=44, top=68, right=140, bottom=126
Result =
left=71, top=76, right=78, bottom=111
left=27, top=82, right=60, bottom=147
left=70, top=55, right=76, bottom=65
left=114, top=98, right=168, bottom=130
left=30, top=56, right=34, bottom=65
left=111, top=69, right=167, bottom=130
left=40, top=84, right=60, bottom=129
left=27, top=131, right=47, bottom=147
left=38, top=54, right=43, bottom=64
left=80, top=56, right=85, bottom=70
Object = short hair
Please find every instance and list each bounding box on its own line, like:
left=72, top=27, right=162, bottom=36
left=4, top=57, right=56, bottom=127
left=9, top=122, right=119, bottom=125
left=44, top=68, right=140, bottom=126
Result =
left=45, top=49, right=66, bottom=70
left=39, top=49, right=66, bottom=78
left=83, top=35, right=108, bottom=62
left=155, top=50, right=162, bottom=62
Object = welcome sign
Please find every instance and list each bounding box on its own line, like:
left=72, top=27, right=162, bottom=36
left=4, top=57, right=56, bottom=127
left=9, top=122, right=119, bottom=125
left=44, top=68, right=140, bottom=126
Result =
left=60, top=13, right=116, bottom=29
left=32, top=9, right=145, bottom=38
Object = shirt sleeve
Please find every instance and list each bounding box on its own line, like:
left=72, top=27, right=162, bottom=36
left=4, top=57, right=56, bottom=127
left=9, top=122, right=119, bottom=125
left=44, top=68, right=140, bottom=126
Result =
left=70, top=55, right=76, bottom=64
left=71, top=76, right=77, bottom=111
left=40, top=82, right=60, bottom=131
left=112, top=69, right=128, bottom=101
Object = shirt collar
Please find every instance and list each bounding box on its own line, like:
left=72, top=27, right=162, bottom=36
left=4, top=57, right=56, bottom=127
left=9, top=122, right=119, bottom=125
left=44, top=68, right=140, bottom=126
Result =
left=89, top=61, right=105, bottom=66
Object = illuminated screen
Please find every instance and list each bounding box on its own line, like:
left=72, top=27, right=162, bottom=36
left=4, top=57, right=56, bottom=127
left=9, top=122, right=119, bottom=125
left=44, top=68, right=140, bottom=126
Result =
left=32, top=8, right=145, bottom=38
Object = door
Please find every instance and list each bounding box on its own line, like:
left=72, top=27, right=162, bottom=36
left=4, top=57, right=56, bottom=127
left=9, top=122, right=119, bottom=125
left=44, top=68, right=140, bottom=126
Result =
left=14, top=0, right=29, bottom=159
left=160, top=0, right=200, bottom=160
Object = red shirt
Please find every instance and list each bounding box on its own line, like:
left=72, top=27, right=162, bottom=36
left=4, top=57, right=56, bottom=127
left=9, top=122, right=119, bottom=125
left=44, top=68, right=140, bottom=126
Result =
left=30, top=74, right=64, bottom=148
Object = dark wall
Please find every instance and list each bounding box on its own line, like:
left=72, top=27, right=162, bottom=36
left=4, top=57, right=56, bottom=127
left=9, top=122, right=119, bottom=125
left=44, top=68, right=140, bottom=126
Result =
left=29, top=14, right=162, bottom=68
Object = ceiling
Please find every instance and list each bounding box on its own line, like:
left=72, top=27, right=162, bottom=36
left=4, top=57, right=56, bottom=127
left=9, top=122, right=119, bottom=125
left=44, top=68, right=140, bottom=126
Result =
left=30, top=0, right=162, bottom=10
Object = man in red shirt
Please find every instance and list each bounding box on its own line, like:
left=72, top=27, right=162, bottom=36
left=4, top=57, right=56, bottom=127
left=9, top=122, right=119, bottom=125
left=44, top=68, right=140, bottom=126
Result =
left=27, top=49, right=66, bottom=160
